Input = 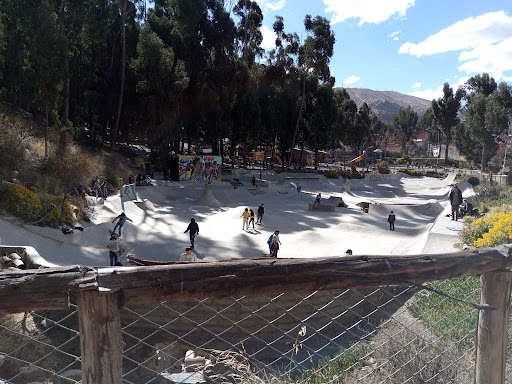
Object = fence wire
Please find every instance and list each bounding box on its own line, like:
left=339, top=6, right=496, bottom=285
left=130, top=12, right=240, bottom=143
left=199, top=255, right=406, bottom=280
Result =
left=0, top=305, right=81, bottom=384
left=0, top=276, right=508, bottom=384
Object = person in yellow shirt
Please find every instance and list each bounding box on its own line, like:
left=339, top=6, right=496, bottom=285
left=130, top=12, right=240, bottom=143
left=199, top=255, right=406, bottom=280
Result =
left=240, top=208, right=250, bottom=230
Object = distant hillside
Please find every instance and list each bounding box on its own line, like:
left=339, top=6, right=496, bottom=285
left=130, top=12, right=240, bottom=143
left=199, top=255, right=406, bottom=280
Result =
left=338, top=87, right=432, bottom=124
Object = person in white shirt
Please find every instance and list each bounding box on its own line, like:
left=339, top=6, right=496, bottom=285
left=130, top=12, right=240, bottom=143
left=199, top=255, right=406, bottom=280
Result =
left=107, top=233, right=122, bottom=266
left=180, top=247, right=198, bottom=262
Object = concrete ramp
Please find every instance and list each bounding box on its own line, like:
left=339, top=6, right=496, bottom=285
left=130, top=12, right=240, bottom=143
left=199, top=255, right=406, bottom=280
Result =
left=134, top=199, right=156, bottom=211
left=193, top=184, right=221, bottom=206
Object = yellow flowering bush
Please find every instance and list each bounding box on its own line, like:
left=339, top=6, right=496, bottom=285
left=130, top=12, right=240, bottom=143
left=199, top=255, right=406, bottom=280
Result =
left=474, top=212, right=512, bottom=247
left=462, top=212, right=512, bottom=248
left=40, top=195, right=74, bottom=227
left=6, top=183, right=42, bottom=222
left=5, top=184, right=73, bottom=226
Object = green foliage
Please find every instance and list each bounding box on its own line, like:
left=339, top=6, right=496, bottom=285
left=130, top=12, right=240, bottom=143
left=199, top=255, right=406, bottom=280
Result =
left=462, top=212, right=512, bottom=248
left=287, top=345, right=369, bottom=383
left=324, top=169, right=339, bottom=179
left=341, top=170, right=364, bottom=179
left=467, top=176, right=480, bottom=186
left=410, top=277, right=479, bottom=352
left=6, top=184, right=42, bottom=222
left=40, top=195, right=73, bottom=227
left=401, top=169, right=421, bottom=177
left=392, top=106, right=418, bottom=153
left=396, top=157, right=409, bottom=164
left=4, top=184, right=73, bottom=226
left=423, top=170, right=446, bottom=179
left=377, top=161, right=390, bottom=174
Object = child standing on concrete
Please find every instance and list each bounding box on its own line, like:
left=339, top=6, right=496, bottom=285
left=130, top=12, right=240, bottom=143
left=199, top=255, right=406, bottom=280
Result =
left=388, top=211, right=396, bottom=231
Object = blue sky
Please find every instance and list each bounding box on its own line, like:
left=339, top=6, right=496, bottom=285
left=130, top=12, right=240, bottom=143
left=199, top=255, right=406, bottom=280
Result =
left=255, top=0, right=512, bottom=100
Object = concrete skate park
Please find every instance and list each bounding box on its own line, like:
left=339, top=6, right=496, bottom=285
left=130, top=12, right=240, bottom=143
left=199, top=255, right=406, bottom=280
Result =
left=0, top=169, right=473, bottom=266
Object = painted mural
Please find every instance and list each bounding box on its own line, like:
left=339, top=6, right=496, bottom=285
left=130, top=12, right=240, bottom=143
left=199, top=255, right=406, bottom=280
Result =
left=179, top=155, right=222, bottom=182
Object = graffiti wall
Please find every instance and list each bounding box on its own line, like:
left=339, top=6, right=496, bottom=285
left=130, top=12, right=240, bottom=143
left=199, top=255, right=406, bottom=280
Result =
left=179, top=155, right=222, bottom=182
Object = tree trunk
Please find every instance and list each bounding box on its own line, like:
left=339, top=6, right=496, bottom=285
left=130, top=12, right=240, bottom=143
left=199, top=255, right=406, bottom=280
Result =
left=111, top=0, right=127, bottom=151
left=289, top=72, right=306, bottom=167
left=444, top=136, right=450, bottom=161
left=481, top=145, right=486, bottom=172
left=44, top=102, right=49, bottom=158
left=62, top=78, right=70, bottom=128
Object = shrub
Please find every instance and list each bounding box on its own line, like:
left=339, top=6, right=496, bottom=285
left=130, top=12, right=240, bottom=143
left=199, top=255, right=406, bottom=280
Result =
left=341, top=170, right=364, bottom=179
left=474, top=212, right=512, bottom=248
left=401, top=169, right=421, bottom=177
left=6, top=183, right=42, bottom=222
left=324, top=169, right=339, bottom=179
left=467, top=176, right=480, bottom=186
left=377, top=161, right=390, bottom=174
left=396, top=157, right=410, bottom=165
left=461, top=212, right=512, bottom=247
left=40, top=195, right=74, bottom=227
left=424, top=170, right=446, bottom=179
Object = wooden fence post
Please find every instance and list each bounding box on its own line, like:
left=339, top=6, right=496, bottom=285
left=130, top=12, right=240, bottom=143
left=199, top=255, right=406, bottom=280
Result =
left=475, top=270, right=512, bottom=384
left=77, top=290, right=123, bottom=384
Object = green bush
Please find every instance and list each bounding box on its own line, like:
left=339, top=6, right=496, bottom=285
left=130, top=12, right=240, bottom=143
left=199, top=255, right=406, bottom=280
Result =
left=377, top=161, right=390, bottom=174
left=6, top=183, right=42, bottom=222
left=401, top=169, right=422, bottom=176
left=324, top=169, right=339, bottom=179
left=341, top=170, right=364, bottom=179
left=40, top=195, right=74, bottom=227
left=467, top=176, right=480, bottom=186
left=396, top=157, right=410, bottom=165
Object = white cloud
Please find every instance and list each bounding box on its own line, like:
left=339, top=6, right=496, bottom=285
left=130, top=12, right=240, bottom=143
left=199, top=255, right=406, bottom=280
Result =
left=256, top=0, right=285, bottom=12
left=399, top=11, right=512, bottom=83
left=344, top=75, right=360, bottom=85
left=409, top=87, right=441, bottom=101
left=410, top=77, right=468, bottom=101
left=324, top=0, right=415, bottom=25
left=260, top=25, right=277, bottom=49
left=458, top=37, right=512, bottom=82
left=390, top=31, right=401, bottom=41
left=412, top=82, right=421, bottom=89
left=399, top=11, right=512, bottom=56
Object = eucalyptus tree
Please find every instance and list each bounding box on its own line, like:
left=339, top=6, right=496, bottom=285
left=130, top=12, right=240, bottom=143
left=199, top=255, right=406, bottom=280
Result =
left=200, top=0, right=237, bottom=155
left=25, top=0, right=68, bottom=157
left=431, top=82, right=464, bottom=161
left=355, top=102, right=372, bottom=151
left=132, top=25, right=189, bottom=159
left=392, top=105, right=418, bottom=155
left=262, top=16, right=301, bottom=163
left=233, top=0, right=263, bottom=67
left=289, top=15, right=335, bottom=165
left=456, top=74, right=511, bottom=171
left=301, top=78, right=337, bottom=167
left=334, top=88, right=358, bottom=148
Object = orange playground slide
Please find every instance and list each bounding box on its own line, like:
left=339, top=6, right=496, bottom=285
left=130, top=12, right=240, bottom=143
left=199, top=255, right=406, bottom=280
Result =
left=349, top=151, right=367, bottom=166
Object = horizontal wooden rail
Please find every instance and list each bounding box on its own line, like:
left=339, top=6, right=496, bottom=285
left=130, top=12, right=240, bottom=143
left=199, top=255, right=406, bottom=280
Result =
left=1, top=246, right=511, bottom=312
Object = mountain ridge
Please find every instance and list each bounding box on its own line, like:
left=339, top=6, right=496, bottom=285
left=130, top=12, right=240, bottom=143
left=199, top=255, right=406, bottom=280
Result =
left=338, top=87, right=432, bottom=124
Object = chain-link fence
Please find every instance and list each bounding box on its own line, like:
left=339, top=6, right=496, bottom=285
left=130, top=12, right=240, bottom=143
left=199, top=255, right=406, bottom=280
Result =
left=1, top=250, right=511, bottom=384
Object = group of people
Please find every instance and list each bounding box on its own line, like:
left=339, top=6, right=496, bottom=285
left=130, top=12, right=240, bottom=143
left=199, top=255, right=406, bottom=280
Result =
left=267, top=230, right=282, bottom=257
left=133, top=173, right=153, bottom=186
left=106, top=212, right=133, bottom=266
left=240, top=204, right=265, bottom=230
left=93, top=178, right=108, bottom=199
left=449, top=184, right=473, bottom=220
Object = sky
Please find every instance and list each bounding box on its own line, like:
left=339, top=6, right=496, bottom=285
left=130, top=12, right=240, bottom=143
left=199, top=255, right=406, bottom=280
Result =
left=254, top=0, right=512, bottom=101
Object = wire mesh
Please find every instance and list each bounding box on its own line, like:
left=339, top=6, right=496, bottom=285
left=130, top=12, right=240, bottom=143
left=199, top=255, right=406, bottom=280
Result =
left=119, top=278, right=481, bottom=384
left=0, top=305, right=81, bottom=384
left=0, top=275, right=500, bottom=384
